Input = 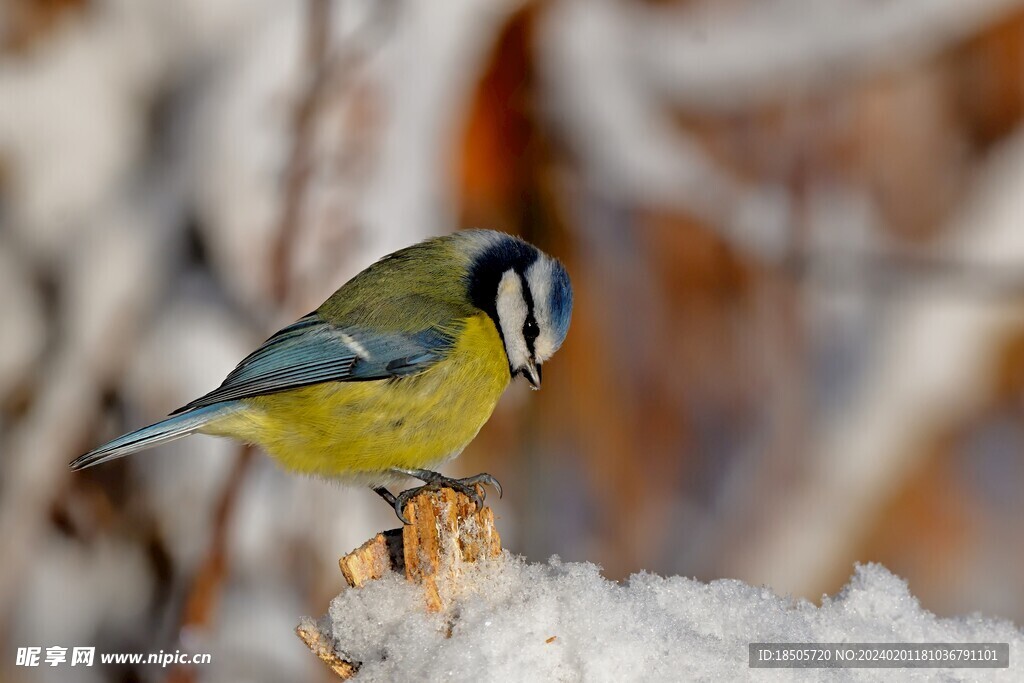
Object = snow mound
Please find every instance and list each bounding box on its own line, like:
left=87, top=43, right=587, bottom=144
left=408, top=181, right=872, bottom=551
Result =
left=320, top=554, right=1022, bottom=681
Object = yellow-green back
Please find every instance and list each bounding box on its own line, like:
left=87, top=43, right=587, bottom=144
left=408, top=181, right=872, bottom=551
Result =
left=317, top=233, right=480, bottom=331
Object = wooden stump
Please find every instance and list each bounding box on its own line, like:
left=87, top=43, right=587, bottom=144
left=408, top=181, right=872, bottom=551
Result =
left=295, top=618, right=359, bottom=680
left=297, top=487, right=502, bottom=679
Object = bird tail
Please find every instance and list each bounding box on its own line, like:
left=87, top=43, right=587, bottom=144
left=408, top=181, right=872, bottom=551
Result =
left=70, top=403, right=237, bottom=471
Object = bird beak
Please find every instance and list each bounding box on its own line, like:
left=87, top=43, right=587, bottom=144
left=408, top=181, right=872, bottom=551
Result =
left=522, top=360, right=542, bottom=390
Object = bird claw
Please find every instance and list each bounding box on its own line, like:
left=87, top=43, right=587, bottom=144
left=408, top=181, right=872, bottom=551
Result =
left=455, top=473, right=503, bottom=503
left=382, top=472, right=502, bottom=525
left=391, top=491, right=414, bottom=525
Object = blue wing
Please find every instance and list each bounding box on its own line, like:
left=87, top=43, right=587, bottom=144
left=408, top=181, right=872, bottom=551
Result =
left=171, top=313, right=455, bottom=413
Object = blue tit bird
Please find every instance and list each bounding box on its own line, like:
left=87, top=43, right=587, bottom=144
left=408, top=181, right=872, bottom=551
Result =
left=71, top=230, right=572, bottom=521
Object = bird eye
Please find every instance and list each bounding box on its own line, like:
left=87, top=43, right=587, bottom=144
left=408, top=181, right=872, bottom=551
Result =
left=523, top=317, right=539, bottom=341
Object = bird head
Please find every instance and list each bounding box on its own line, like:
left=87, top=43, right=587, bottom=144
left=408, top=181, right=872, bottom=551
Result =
left=465, top=231, right=573, bottom=390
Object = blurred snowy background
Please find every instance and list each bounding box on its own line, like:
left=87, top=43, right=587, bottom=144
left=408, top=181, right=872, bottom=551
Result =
left=2, top=0, right=1024, bottom=680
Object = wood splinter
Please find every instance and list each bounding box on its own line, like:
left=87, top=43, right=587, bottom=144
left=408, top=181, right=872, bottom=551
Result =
left=296, top=487, right=502, bottom=679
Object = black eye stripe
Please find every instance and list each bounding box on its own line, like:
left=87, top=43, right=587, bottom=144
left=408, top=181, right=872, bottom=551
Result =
left=516, top=270, right=535, bottom=312
left=516, top=270, right=538, bottom=354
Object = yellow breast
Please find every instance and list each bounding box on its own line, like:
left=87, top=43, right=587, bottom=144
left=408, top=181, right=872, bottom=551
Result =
left=203, top=313, right=510, bottom=480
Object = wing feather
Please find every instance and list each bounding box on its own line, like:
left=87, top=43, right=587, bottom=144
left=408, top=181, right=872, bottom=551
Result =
left=172, top=313, right=455, bottom=413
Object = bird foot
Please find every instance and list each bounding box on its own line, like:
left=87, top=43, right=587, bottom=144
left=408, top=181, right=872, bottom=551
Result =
left=377, top=471, right=502, bottom=525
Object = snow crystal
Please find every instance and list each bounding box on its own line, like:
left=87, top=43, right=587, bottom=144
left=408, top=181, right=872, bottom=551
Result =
left=321, top=555, right=1022, bottom=682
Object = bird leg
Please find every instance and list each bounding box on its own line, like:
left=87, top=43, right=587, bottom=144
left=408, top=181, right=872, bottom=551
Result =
left=375, top=469, right=502, bottom=524
left=372, top=486, right=398, bottom=507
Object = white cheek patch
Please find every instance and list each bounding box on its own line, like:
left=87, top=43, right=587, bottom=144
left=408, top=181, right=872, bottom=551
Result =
left=525, top=258, right=558, bottom=363
left=495, top=269, right=530, bottom=370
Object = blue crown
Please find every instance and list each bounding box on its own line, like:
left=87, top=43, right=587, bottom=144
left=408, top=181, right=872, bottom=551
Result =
left=548, top=260, right=573, bottom=346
